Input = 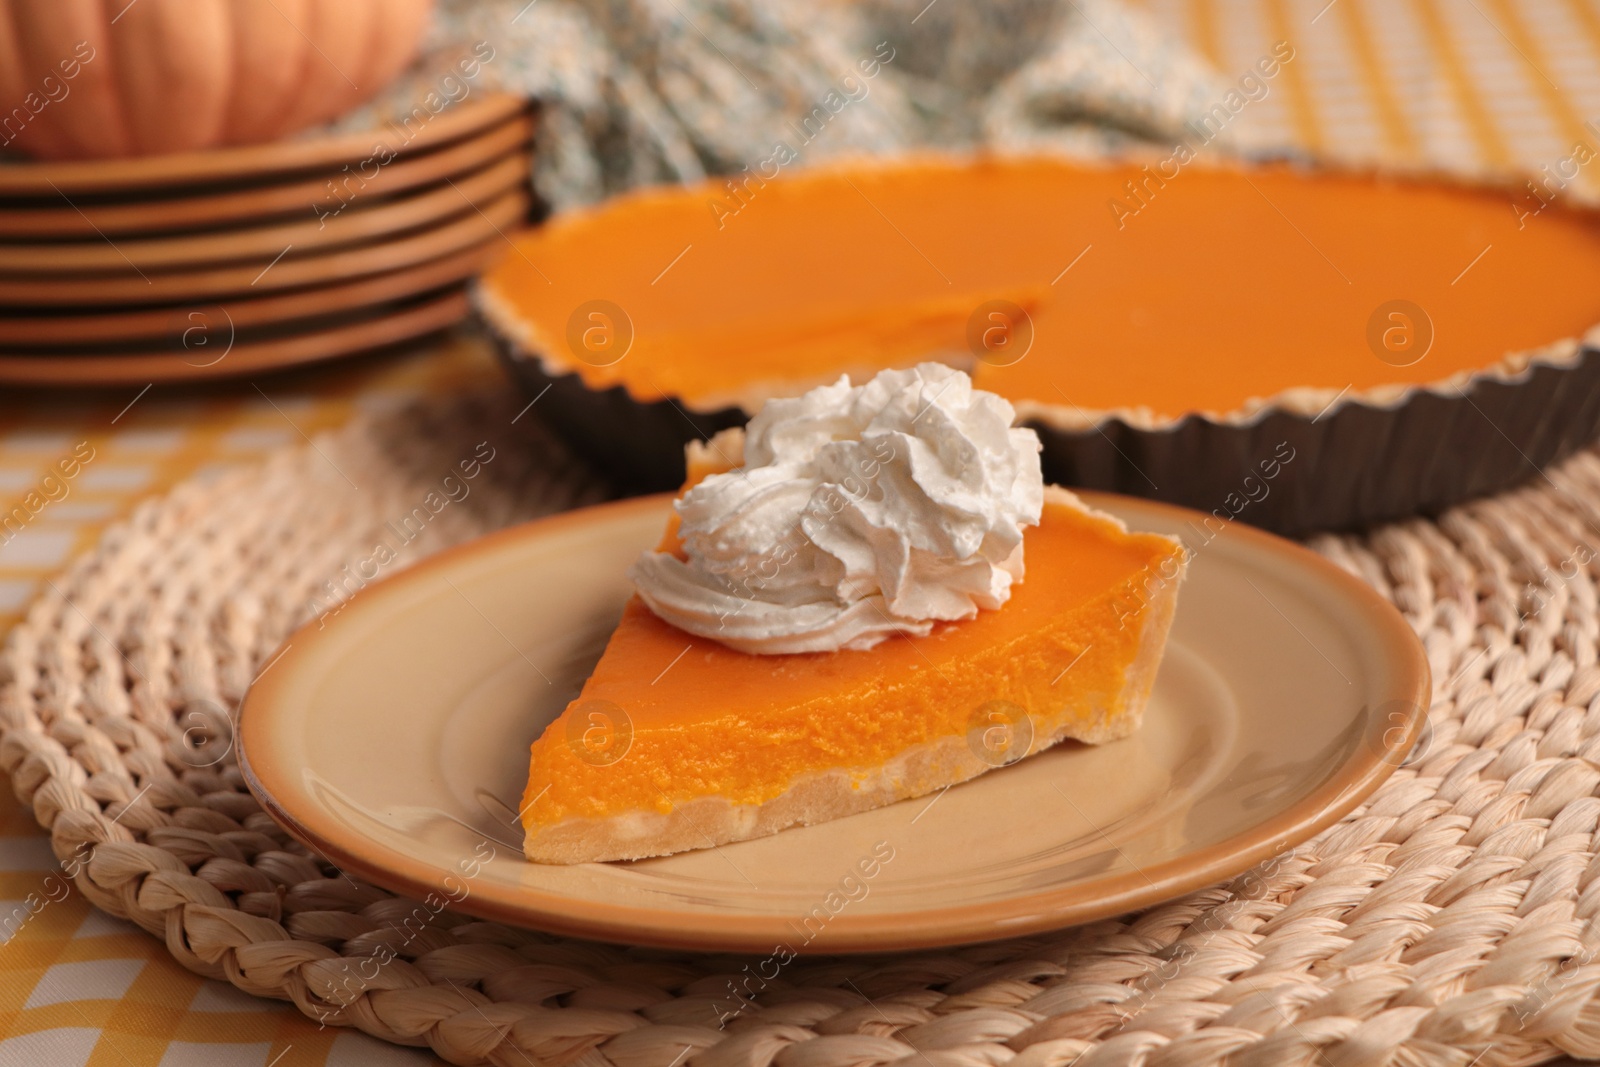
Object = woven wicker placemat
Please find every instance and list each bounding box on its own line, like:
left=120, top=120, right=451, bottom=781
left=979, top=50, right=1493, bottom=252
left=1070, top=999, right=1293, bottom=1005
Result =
left=5, top=388, right=1600, bottom=1067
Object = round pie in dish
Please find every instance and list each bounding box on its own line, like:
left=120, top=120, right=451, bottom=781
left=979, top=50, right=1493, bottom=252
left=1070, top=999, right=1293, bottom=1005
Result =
left=478, top=155, right=1600, bottom=533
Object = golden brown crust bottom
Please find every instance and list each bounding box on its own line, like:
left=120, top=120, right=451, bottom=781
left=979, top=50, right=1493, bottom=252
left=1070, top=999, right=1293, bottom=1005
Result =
left=523, top=493, right=1186, bottom=865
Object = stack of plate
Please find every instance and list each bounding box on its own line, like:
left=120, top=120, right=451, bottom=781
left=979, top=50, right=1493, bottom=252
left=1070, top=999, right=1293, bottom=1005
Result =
left=0, top=93, right=533, bottom=387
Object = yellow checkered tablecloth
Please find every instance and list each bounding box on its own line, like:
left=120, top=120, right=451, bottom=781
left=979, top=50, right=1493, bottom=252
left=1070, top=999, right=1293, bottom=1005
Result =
left=3, top=1, right=1600, bottom=1064
left=0, top=342, right=501, bottom=1067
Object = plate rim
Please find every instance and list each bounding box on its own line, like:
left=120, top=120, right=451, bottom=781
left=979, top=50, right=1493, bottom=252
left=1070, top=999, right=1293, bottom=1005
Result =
left=237, top=491, right=1432, bottom=953
left=0, top=243, right=491, bottom=348
left=0, top=94, right=528, bottom=197
left=0, top=153, right=527, bottom=274
left=0, top=189, right=525, bottom=307
left=0, top=288, right=469, bottom=386
left=0, top=115, right=533, bottom=239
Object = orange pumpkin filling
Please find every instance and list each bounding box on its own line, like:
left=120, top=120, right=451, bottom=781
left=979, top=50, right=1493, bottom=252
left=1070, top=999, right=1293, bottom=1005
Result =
left=520, top=465, right=1183, bottom=835
left=482, top=157, right=1600, bottom=420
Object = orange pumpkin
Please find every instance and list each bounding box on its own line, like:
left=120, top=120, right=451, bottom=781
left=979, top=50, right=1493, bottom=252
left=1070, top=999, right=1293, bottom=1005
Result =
left=0, top=0, right=435, bottom=160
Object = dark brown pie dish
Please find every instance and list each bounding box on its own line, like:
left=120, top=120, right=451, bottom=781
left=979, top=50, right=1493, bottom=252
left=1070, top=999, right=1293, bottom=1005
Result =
left=478, top=154, right=1600, bottom=535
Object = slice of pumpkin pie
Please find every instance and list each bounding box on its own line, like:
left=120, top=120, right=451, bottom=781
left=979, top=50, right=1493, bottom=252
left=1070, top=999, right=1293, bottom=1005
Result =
left=521, top=364, right=1186, bottom=863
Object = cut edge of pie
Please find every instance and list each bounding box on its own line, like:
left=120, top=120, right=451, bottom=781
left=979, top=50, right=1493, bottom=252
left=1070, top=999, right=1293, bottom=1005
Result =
left=520, top=429, right=1187, bottom=864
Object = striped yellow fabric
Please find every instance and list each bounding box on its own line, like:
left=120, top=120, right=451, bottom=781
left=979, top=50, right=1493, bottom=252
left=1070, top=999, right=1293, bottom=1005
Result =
left=1141, top=0, right=1600, bottom=192
left=2, top=2, right=1599, bottom=1062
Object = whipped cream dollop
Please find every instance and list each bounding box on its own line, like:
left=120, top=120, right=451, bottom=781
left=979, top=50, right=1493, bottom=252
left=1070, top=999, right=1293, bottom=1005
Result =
left=628, top=363, right=1044, bottom=654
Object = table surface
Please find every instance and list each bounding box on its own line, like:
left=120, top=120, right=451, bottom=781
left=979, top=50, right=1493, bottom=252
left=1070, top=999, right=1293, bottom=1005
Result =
left=4, top=1, right=1600, bottom=1064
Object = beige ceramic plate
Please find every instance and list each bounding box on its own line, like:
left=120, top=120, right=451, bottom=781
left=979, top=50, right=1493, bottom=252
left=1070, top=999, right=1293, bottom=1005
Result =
left=238, top=493, right=1430, bottom=953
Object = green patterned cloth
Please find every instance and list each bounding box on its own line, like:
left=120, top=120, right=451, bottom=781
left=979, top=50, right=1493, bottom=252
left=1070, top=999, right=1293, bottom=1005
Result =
left=335, top=0, right=1254, bottom=211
